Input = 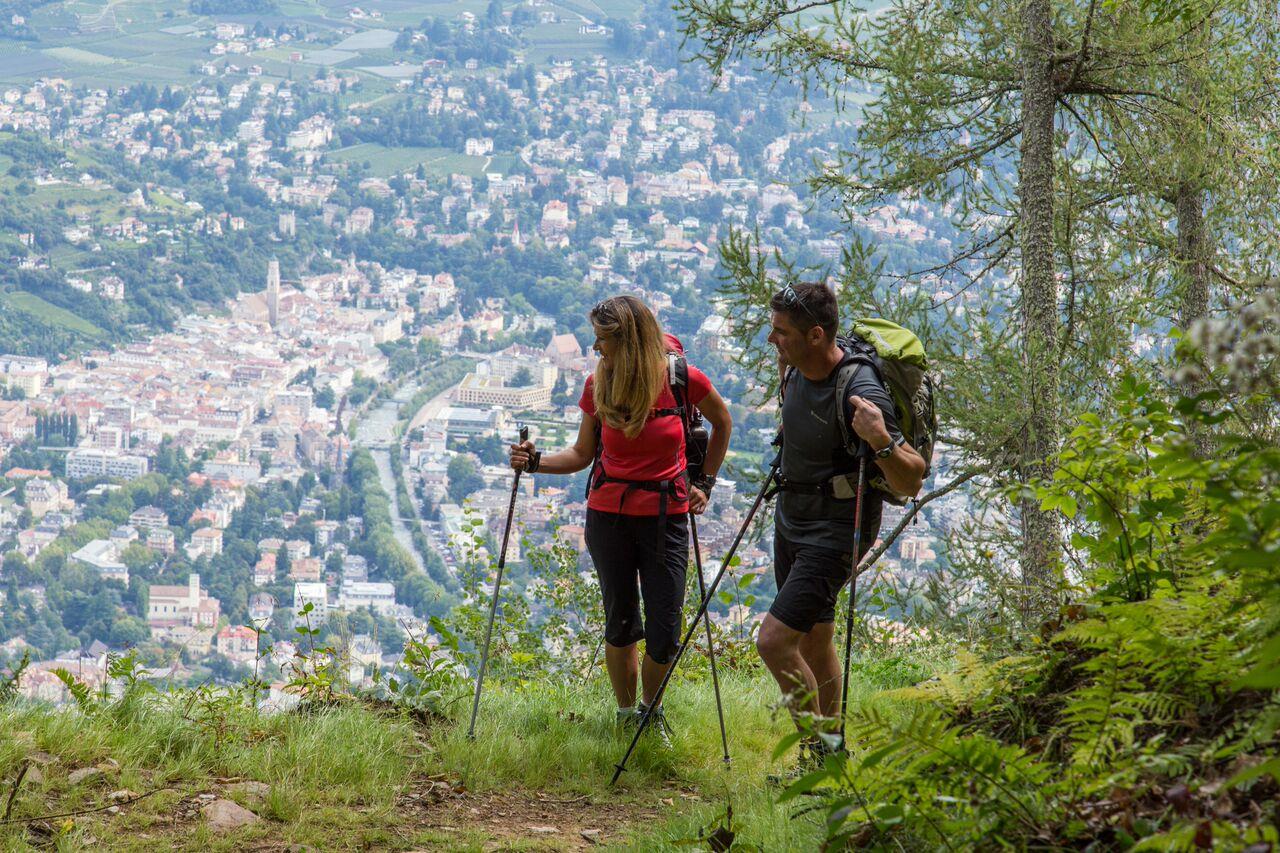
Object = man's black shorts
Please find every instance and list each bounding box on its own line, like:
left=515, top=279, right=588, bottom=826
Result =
left=770, top=521, right=878, bottom=633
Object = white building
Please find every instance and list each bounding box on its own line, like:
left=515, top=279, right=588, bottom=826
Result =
left=432, top=406, right=506, bottom=438
left=24, top=478, right=71, bottom=519
left=69, top=539, right=129, bottom=584
left=464, top=137, right=493, bottom=156
left=186, top=527, right=224, bottom=559
left=0, top=355, right=47, bottom=396
left=129, top=506, right=170, bottom=530
left=453, top=374, right=553, bottom=409
left=65, top=448, right=149, bottom=481
left=340, top=581, right=397, bottom=615
left=294, top=582, right=329, bottom=626
left=202, top=454, right=260, bottom=482
left=285, top=539, right=310, bottom=562
left=217, top=625, right=259, bottom=661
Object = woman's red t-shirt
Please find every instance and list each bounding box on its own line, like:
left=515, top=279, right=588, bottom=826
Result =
left=578, top=365, right=712, bottom=516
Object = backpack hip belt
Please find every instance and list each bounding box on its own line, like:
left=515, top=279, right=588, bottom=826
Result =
left=591, top=462, right=688, bottom=574
left=767, top=471, right=861, bottom=501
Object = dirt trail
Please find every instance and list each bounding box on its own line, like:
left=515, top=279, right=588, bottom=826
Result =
left=13, top=760, right=683, bottom=850
left=400, top=778, right=664, bottom=850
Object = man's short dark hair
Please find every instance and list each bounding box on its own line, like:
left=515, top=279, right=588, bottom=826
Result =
left=769, top=281, right=839, bottom=339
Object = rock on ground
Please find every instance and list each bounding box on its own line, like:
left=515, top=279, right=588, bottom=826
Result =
left=68, top=767, right=103, bottom=785
left=201, top=798, right=262, bottom=832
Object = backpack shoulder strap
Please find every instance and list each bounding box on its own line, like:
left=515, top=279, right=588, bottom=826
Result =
left=833, top=349, right=883, bottom=456
left=667, top=351, right=687, bottom=391
left=667, top=351, right=692, bottom=437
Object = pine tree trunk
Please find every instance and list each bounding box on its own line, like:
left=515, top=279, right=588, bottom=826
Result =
left=1175, top=181, right=1213, bottom=457
left=1018, top=0, right=1061, bottom=620
left=1172, top=17, right=1215, bottom=458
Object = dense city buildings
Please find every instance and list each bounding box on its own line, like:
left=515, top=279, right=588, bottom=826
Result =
left=0, top=2, right=963, bottom=703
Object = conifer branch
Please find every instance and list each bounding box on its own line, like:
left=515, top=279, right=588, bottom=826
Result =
left=856, top=465, right=991, bottom=575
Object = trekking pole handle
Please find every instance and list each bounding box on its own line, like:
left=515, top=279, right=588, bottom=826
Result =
left=515, top=425, right=531, bottom=473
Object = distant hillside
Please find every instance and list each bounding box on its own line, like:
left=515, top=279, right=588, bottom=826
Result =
left=0, top=0, right=57, bottom=40
left=188, top=0, right=278, bottom=14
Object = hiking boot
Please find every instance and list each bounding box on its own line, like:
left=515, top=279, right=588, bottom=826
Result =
left=811, top=733, right=845, bottom=764
left=766, top=739, right=819, bottom=788
left=638, top=702, right=673, bottom=749
left=615, top=707, right=640, bottom=731
left=766, top=737, right=843, bottom=788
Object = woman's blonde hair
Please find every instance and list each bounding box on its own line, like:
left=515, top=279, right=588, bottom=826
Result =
left=590, top=295, right=667, bottom=440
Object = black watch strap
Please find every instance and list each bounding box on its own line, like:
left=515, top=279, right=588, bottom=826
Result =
left=874, top=435, right=903, bottom=459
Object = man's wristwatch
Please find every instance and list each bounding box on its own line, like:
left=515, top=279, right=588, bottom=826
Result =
left=692, top=473, right=716, bottom=494
left=524, top=450, right=542, bottom=473
left=874, top=435, right=905, bottom=459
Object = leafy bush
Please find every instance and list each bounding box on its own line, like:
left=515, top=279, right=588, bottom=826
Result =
left=785, top=288, right=1280, bottom=849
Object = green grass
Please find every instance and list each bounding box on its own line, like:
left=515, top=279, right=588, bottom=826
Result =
left=48, top=245, right=94, bottom=267
left=0, top=653, right=941, bottom=850
left=439, top=673, right=822, bottom=849
left=2, top=292, right=108, bottom=339
left=84, top=31, right=205, bottom=57
left=431, top=660, right=935, bottom=850
left=590, top=0, right=644, bottom=18
left=0, top=698, right=421, bottom=850
left=326, top=144, right=493, bottom=178
left=42, top=46, right=121, bottom=65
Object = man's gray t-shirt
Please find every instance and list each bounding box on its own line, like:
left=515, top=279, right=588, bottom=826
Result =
left=775, top=357, right=901, bottom=553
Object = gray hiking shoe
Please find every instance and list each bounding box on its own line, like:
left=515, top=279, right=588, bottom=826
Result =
left=639, top=703, right=673, bottom=749
left=615, top=707, right=640, bottom=731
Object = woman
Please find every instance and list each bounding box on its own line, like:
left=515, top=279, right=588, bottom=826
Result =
left=510, top=295, right=732, bottom=740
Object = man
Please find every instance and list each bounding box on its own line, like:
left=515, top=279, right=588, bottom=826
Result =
left=756, top=281, right=926, bottom=773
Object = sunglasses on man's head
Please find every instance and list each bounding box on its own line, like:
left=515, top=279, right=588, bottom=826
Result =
left=778, top=284, right=821, bottom=326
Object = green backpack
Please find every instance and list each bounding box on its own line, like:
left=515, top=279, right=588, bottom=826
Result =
left=784, top=318, right=938, bottom=505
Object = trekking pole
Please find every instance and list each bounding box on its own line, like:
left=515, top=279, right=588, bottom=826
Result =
left=467, top=424, right=528, bottom=741
left=690, top=514, right=730, bottom=767
left=610, top=459, right=779, bottom=784
left=838, top=455, right=868, bottom=745
left=581, top=634, right=605, bottom=686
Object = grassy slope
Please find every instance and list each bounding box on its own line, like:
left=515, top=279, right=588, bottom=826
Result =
left=1, top=291, right=108, bottom=339
left=444, top=670, right=859, bottom=850
left=0, top=698, right=418, bottom=850
left=0, top=663, right=917, bottom=850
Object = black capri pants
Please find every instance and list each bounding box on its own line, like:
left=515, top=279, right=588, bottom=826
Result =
left=584, top=508, right=688, bottom=664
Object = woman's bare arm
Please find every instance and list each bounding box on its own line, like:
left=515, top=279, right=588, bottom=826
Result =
left=509, top=412, right=600, bottom=475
